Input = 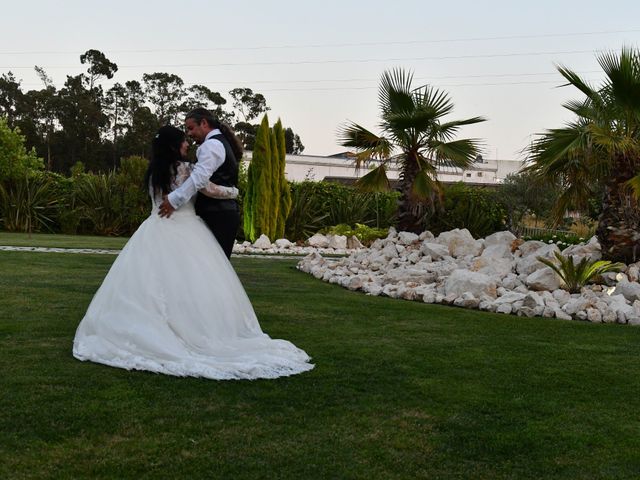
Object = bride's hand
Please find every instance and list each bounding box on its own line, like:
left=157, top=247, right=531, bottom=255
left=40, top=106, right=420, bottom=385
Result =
left=158, top=196, right=176, bottom=218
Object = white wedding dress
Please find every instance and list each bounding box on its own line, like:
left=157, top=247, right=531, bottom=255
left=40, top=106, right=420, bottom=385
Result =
left=73, top=163, right=314, bottom=380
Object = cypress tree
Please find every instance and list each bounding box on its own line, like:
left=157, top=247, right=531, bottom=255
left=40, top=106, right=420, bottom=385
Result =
left=274, top=119, right=291, bottom=239
left=268, top=126, right=280, bottom=238
left=244, top=114, right=271, bottom=241
left=243, top=157, right=255, bottom=241
left=244, top=115, right=292, bottom=241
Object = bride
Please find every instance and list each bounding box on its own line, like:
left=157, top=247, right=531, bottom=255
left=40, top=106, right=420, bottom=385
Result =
left=72, top=125, right=314, bottom=380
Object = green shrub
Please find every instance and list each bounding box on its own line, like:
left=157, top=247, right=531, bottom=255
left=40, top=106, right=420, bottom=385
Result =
left=115, top=156, right=151, bottom=234
left=284, top=181, right=398, bottom=241
left=423, top=183, right=506, bottom=237
left=322, top=223, right=389, bottom=245
left=0, top=117, right=44, bottom=180
left=0, top=172, right=58, bottom=233
left=537, top=252, right=624, bottom=293
left=74, top=172, right=126, bottom=236
left=285, top=185, right=330, bottom=241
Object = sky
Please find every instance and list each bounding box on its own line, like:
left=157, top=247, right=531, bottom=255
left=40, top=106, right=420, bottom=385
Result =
left=2, top=0, right=640, bottom=160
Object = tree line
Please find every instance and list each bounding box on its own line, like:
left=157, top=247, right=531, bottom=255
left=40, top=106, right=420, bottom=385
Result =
left=0, top=49, right=305, bottom=174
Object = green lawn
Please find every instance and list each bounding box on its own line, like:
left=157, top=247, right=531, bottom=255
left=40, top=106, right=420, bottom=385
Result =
left=1, top=250, right=640, bottom=479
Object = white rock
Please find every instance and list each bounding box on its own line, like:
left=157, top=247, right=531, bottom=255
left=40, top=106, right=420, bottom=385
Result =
left=626, top=265, right=640, bottom=282
left=522, top=292, right=545, bottom=309
left=484, top=231, right=517, bottom=248
left=382, top=242, right=399, bottom=259
left=397, top=231, right=420, bottom=245
left=407, top=252, right=421, bottom=264
left=383, top=268, right=437, bottom=285
left=253, top=234, right=272, bottom=249
left=562, top=242, right=602, bottom=262
left=495, top=292, right=527, bottom=305
left=501, top=273, right=520, bottom=290
left=308, top=233, right=330, bottom=248
left=419, top=231, right=435, bottom=241
left=444, top=269, right=497, bottom=299
left=274, top=238, right=294, bottom=248
left=554, top=308, right=573, bottom=320
left=563, top=297, right=591, bottom=315
left=364, top=283, right=383, bottom=296
left=587, top=308, right=602, bottom=323
left=496, top=303, right=513, bottom=315
left=609, top=295, right=634, bottom=319
left=516, top=244, right=560, bottom=275
left=347, top=276, right=364, bottom=291
left=474, top=257, right=514, bottom=279
left=423, top=291, right=436, bottom=303
left=552, top=289, right=572, bottom=306
left=613, top=281, right=640, bottom=302
left=436, top=229, right=484, bottom=258
left=517, top=306, right=538, bottom=317
left=517, top=240, right=547, bottom=257
left=602, top=308, right=617, bottom=323
left=443, top=293, right=458, bottom=304
left=481, top=243, right=514, bottom=260
left=328, top=235, right=348, bottom=250
left=526, top=267, right=561, bottom=291
left=420, top=242, right=449, bottom=260
left=347, top=236, right=364, bottom=250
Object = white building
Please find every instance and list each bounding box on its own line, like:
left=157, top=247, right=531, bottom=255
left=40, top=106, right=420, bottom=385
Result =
left=243, top=151, right=524, bottom=186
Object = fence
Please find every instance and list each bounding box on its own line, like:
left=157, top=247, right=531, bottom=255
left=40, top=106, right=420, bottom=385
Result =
left=517, top=225, right=579, bottom=240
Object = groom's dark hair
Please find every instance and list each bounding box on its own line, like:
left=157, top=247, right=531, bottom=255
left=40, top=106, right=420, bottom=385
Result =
left=186, top=107, right=217, bottom=129
left=186, top=108, right=244, bottom=160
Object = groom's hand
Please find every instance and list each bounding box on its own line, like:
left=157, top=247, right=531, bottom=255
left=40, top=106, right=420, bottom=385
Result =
left=158, top=196, right=176, bottom=218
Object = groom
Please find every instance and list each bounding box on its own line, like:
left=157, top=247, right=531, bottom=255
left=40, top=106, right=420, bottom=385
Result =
left=158, top=108, right=241, bottom=259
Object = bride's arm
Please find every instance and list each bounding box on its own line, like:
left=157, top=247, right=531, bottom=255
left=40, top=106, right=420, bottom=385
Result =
left=176, top=162, right=238, bottom=199
left=199, top=183, right=239, bottom=200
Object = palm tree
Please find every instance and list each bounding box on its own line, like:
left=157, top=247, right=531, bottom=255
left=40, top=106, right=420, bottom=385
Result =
left=526, top=47, right=640, bottom=263
left=337, top=68, right=486, bottom=233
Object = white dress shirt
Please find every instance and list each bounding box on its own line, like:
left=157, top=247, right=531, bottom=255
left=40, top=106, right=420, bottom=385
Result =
left=167, top=129, right=226, bottom=209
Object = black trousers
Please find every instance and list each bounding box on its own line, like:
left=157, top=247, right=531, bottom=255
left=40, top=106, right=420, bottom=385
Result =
left=197, top=209, right=241, bottom=259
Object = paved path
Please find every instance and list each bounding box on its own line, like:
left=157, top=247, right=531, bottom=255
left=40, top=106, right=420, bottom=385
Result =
left=0, top=245, right=308, bottom=259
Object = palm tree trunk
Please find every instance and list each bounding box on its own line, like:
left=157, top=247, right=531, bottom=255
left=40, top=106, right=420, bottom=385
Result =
left=595, top=156, right=640, bottom=263
left=396, top=154, right=423, bottom=233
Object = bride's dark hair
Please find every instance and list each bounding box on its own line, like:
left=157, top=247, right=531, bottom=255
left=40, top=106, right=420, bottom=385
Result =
left=144, top=125, right=185, bottom=195
left=185, top=107, right=244, bottom=160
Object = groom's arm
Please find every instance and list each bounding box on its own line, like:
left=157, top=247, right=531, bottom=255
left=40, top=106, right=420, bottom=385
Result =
left=166, top=139, right=225, bottom=209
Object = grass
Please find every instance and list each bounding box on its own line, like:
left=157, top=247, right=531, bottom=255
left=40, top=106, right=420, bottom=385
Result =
left=0, top=231, right=129, bottom=249
left=1, top=250, right=640, bottom=479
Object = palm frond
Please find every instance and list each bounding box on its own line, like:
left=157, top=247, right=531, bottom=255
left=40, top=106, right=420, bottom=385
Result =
left=412, top=85, right=454, bottom=119
left=599, top=47, right=640, bottom=114
left=556, top=64, right=601, bottom=106
left=436, top=117, right=487, bottom=141
left=625, top=172, right=640, bottom=199
left=430, top=138, right=483, bottom=169
left=355, top=165, right=391, bottom=192
left=378, top=68, right=415, bottom=116
left=410, top=168, right=440, bottom=202
left=336, top=121, right=392, bottom=166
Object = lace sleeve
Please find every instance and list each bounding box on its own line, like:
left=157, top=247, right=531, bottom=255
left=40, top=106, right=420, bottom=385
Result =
left=199, top=183, right=239, bottom=199
left=173, top=162, right=193, bottom=188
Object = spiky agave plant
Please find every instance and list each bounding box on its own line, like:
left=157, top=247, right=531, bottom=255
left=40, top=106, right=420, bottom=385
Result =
left=537, top=252, right=624, bottom=293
